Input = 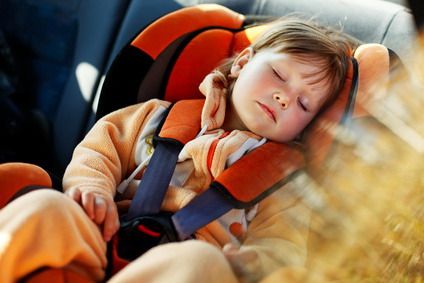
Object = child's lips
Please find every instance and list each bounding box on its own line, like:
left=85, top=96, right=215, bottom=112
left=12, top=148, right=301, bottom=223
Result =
left=257, top=102, right=276, bottom=122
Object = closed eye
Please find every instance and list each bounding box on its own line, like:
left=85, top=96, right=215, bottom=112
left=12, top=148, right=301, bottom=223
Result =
left=297, top=97, right=309, bottom=112
left=272, top=68, right=286, bottom=82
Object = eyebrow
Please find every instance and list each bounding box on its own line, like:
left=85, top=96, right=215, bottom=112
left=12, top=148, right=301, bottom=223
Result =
left=301, top=73, right=332, bottom=97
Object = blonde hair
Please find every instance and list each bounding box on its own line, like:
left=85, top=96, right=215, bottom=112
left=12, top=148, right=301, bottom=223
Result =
left=217, top=17, right=357, bottom=109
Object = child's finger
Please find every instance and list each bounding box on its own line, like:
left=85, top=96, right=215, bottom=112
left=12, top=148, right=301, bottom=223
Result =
left=102, top=200, right=119, bottom=242
left=81, top=192, right=95, bottom=219
left=223, top=243, right=240, bottom=255
left=65, top=187, right=81, bottom=203
left=93, top=196, right=107, bottom=225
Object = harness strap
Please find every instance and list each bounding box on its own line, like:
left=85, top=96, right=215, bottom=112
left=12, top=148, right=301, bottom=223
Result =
left=125, top=141, right=183, bottom=219
left=171, top=167, right=304, bottom=240
left=171, top=186, right=234, bottom=240
left=125, top=100, right=203, bottom=220
left=123, top=98, right=306, bottom=237
left=341, top=57, right=359, bottom=125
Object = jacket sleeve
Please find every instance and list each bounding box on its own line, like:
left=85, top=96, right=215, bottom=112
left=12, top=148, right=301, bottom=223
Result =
left=62, top=99, right=170, bottom=199
left=237, top=173, right=312, bottom=282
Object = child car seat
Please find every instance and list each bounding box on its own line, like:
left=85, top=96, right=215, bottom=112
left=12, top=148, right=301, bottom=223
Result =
left=94, top=3, right=394, bottom=274
left=0, top=3, right=396, bottom=282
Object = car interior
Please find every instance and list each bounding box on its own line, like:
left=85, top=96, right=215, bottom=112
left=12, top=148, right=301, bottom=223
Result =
left=0, top=0, right=423, bottom=282
left=0, top=0, right=419, bottom=180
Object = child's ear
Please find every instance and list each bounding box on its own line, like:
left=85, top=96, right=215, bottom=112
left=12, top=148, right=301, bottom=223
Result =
left=230, top=47, right=253, bottom=78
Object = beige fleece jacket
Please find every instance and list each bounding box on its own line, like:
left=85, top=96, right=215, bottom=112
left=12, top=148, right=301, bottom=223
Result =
left=62, top=99, right=309, bottom=281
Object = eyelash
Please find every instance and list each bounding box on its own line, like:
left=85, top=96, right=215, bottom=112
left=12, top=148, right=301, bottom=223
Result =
left=272, top=68, right=286, bottom=82
left=297, top=97, right=308, bottom=112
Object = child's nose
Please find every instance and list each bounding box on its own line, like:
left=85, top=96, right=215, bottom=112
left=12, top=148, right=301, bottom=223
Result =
left=273, top=93, right=289, bottom=109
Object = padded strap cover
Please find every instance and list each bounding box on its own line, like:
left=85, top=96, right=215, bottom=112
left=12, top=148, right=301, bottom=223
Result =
left=157, top=99, right=203, bottom=144
left=158, top=99, right=305, bottom=207
left=213, top=141, right=304, bottom=207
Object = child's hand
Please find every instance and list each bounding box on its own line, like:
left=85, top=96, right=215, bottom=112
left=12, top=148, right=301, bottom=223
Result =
left=66, top=188, right=120, bottom=242
left=223, top=243, right=261, bottom=280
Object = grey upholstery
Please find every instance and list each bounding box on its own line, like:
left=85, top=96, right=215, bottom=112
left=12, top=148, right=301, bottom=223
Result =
left=199, top=0, right=417, bottom=61
left=52, top=0, right=132, bottom=172
left=1, top=0, right=417, bottom=176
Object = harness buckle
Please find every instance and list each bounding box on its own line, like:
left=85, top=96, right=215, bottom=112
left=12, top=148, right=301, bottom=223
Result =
left=116, top=212, right=179, bottom=261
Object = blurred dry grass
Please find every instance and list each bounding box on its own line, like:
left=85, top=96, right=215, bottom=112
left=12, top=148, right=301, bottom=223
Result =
left=300, top=34, right=424, bottom=282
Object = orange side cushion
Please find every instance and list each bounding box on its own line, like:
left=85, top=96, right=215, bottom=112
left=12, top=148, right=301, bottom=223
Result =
left=0, top=163, right=52, bottom=208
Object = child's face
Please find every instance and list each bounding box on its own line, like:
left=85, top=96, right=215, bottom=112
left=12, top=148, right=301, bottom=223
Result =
left=229, top=47, right=331, bottom=142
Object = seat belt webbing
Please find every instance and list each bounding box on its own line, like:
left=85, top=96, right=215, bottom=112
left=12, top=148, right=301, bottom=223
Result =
left=126, top=141, right=182, bottom=220
left=171, top=184, right=234, bottom=240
